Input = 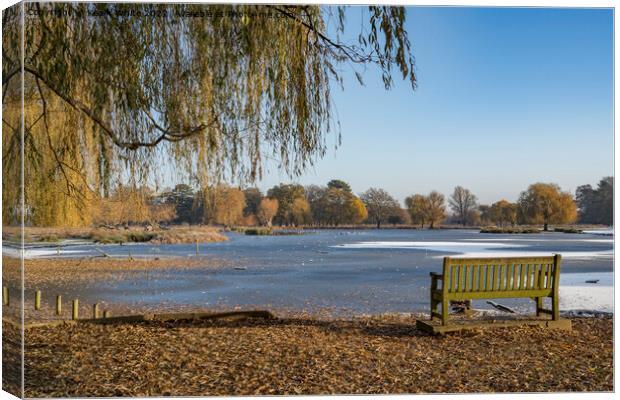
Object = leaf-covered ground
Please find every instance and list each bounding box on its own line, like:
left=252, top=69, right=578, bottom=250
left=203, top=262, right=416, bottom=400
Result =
left=3, top=315, right=612, bottom=397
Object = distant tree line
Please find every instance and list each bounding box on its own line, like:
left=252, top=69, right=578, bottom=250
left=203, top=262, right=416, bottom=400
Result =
left=575, top=177, right=613, bottom=225
left=90, top=176, right=612, bottom=229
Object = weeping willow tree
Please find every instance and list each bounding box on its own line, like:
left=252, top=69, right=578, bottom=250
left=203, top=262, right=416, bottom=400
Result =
left=2, top=3, right=416, bottom=226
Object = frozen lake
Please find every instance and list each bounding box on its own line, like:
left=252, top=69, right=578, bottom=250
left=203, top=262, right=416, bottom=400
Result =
left=5, top=228, right=614, bottom=315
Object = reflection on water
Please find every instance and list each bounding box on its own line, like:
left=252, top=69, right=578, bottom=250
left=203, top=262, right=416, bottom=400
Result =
left=7, top=229, right=615, bottom=315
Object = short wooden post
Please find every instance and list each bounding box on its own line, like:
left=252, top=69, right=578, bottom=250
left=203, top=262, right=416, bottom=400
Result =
left=128, top=248, right=132, bottom=260
left=72, top=299, right=79, bottom=320
left=57, top=244, right=60, bottom=256
left=55, top=295, right=62, bottom=315
left=34, top=290, right=41, bottom=310
left=103, top=310, right=110, bottom=318
left=195, top=240, right=199, bottom=256
left=3, top=287, right=8, bottom=306
left=92, top=303, right=99, bottom=319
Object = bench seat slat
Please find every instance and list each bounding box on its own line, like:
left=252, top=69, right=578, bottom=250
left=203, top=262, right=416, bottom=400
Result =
left=497, top=265, right=506, bottom=290
left=446, top=257, right=558, bottom=265
left=539, top=264, right=547, bottom=289
left=512, top=264, right=519, bottom=290
left=445, top=289, right=553, bottom=301
left=471, top=265, right=480, bottom=292
left=451, top=267, right=457, bottom=292
left=464, top=265, right=470, bottom=292
left=485, top=265, right=492, bottom=291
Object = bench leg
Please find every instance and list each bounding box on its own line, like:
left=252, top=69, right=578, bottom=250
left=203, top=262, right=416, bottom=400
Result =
left=552, top=294, right=559, bottom=321
left=441, top=299, right=449, bottom=325
left=535, top=297, right=543, bottom=317
left=430, top=298, right=439, bottom=321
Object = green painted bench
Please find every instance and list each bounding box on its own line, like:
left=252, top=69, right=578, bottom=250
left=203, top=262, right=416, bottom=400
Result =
left=429, top=254, right=562, bottom=325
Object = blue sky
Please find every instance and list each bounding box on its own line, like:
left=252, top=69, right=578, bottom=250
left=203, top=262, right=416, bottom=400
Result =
left=256, top=6, right=614, bottom=205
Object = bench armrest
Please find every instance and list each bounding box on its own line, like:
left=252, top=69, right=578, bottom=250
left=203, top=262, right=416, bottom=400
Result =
left=430, top=272, right=443, bottom=280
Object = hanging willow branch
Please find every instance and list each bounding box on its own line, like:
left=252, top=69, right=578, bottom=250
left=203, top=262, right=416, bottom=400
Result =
left=2, top=3, right=416, bottom=225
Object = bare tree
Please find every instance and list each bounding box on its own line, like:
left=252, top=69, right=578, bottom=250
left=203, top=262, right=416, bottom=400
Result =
left=449, top=186, right=478, bottom=226
left=360, top=188, right=400, bottom=229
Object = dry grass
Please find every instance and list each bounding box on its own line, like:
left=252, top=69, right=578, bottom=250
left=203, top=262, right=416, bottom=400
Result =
left=2, top=226, right=94, bottom=242
left=2, top=225, right=227, bottom=244
left=148, top=226, right=227, bottom=244
left=0, top=315, right=611, bottom=397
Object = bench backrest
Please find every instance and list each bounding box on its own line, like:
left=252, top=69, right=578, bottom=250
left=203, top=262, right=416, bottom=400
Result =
left=442, top=255, right=561, bottom=295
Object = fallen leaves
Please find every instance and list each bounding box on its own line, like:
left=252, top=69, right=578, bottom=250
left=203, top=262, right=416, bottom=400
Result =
left=0, top=315, right=611, bottom=397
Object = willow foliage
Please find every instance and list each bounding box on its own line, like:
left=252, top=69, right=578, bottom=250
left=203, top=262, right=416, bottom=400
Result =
left=2, top=3, right=416, bottom=225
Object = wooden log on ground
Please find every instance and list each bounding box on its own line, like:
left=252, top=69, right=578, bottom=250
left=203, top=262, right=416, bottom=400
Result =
left=87, top=310, right=275, bottom=325
left=149, top=310, right=276, bottom=322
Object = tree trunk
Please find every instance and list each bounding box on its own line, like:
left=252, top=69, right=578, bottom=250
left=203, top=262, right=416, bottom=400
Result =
left=377, top=220, right=381, bottom=229
left=543, top=222, right=548, bottom=231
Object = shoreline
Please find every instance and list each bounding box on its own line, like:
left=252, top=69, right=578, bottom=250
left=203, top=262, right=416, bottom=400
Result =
left=7, top=302, right=615, bottom=326
left=2, top=224, right=612, bottom=246
left=2, top=225, right=229, bottom=246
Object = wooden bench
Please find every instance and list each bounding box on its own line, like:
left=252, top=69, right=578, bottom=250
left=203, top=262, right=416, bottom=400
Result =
left=428, top=255, right=562, bottom=326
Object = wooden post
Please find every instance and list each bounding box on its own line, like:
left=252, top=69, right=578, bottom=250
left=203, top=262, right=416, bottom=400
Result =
left=128, top=248, right=132, bottom=260
left=103, top=310, right=110, bottom=318
left=57, top=244, right=60, bottom=256
left=3, top=287, right=8, bottom=306
left=195, top=240, right=199, bottom=256
left=35, top=290, right=41, bottom=310
left=72, top=299, right=79, bottom=320
left=92, top=303, right=99, bottom=319
left=55, top=295, right=62, bottom=315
